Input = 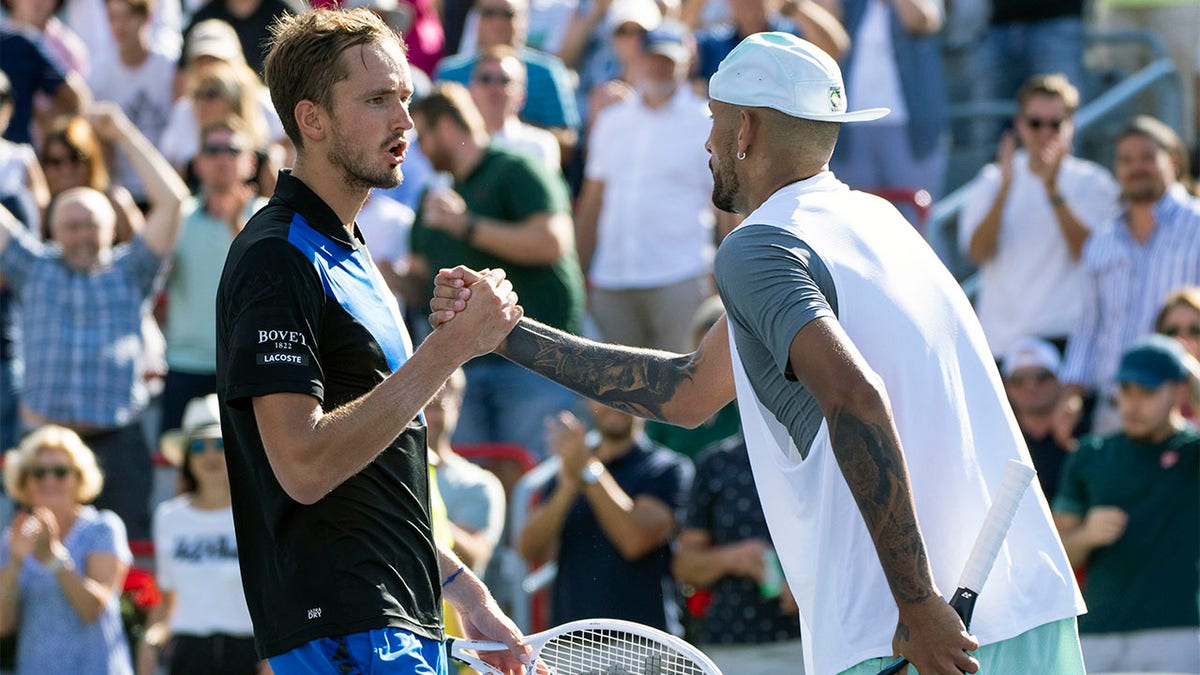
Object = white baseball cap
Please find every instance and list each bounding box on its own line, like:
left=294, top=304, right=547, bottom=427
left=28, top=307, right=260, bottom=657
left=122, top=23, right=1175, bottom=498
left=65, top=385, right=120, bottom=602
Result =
left=606, top=0, right=661, bottom=34
left=1002, top=337, right=1062, bottom=379
left=708, top=32, right=889, bottom=123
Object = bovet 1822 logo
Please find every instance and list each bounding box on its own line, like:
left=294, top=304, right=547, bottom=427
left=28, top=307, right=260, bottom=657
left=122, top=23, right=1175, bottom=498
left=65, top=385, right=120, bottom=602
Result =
left=258, top=329, right=308, bottom=350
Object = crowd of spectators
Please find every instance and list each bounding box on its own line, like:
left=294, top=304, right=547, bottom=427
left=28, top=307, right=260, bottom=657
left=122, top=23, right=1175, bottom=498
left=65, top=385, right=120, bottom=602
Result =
left=0, top=0, right=1198, bottom=671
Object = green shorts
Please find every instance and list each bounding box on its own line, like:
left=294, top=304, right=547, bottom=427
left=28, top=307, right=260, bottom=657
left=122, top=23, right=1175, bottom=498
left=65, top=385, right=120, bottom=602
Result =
left=839, top=618, right=1085, bottom=675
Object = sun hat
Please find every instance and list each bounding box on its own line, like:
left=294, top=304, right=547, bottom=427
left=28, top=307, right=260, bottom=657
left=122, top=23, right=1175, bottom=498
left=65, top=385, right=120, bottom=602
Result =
left=161, top=394, right=223, bottom=467
left=708, top=32, right=889, bottom=122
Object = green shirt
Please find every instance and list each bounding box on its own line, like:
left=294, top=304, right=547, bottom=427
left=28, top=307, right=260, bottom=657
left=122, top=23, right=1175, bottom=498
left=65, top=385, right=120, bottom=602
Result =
left=1053, top=427, right=1200, bottom=634
left=412, top=147, right=585, bottom=338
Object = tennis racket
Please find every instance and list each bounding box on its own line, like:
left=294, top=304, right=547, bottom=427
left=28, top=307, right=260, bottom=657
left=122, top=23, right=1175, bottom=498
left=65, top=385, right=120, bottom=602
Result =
left=447, top=618, right=724, bottom=675
left=876, top=459, right=1037, bottom=675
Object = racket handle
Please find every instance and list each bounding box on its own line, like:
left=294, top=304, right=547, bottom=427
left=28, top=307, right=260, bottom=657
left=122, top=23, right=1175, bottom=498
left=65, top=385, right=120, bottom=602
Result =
left=875, top=589, right=975, bottom=675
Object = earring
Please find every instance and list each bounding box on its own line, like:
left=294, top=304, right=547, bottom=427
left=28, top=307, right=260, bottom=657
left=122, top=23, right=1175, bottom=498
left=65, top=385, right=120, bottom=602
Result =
left=736, top=151, right=747, bottom=161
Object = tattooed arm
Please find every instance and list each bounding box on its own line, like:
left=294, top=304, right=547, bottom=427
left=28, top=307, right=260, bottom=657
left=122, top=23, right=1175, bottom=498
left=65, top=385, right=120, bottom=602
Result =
left=429, top=266, right=735, bottom=427
left=498, top=316, right=735, bottom=428
left=789, top=317, right=979, bottom=675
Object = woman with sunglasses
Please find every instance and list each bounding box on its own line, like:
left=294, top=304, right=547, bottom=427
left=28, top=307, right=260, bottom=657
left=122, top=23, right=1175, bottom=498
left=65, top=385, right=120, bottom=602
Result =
left=40, top=114, right=143, bottom=243
left=1156, top=286, right=1200, bottom=424
left=0, top=425, right=135, bottom=674
left=137, top=394, right=262, bottom=675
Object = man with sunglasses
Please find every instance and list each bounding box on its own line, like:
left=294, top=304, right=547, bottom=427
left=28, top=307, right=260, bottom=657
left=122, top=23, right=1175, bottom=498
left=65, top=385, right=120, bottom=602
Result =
left=960, top=74, right=1118, bottom=363
left=160, top=117, right=265, bottom=436
left=469, top=45, right=561, bottom=173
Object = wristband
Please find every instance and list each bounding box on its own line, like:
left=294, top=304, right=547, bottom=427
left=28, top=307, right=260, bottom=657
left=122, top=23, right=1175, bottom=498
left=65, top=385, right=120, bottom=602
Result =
left=463, top=215, right=479, bottom=243
left=1048, top=192, right=1065, bottom=207
left=442, top=565, right=466, bottom=589
left=45, top=553, right=74, bottom=575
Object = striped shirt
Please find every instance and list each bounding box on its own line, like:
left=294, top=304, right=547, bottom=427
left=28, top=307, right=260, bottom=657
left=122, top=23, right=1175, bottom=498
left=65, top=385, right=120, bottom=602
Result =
left=0, top=228, right=165, bottom=427
left=1060, top=185, right=1200, bottom=394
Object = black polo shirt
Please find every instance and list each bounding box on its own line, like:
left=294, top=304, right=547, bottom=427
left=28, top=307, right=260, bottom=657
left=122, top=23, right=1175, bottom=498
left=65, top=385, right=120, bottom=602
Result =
left=216, top=171, right=441, bottom=658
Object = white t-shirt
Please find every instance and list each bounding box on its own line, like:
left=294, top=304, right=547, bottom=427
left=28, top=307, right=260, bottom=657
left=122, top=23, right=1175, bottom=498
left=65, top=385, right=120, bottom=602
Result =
left=717, top=173, right=1084, bottom=675
left=584, top=85, right=714, bottom=289
left=152, top=495, right=254, bottom=636
left=88, top=50, right=177, bottom=202
left=958, top=151, right=1119, bottom=356
left=493, top=118, right=562, bottom=174
left=846, top=0, right=908, bottom=125
left=436, top=453, right=506, bottom=573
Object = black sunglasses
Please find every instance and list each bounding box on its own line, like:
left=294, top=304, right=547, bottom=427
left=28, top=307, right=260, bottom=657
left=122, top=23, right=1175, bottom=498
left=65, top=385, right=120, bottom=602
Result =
left=1008, top=370, right=1055, bottom=386
left=200, top=143, right=244, bottom=157
left=1024, top=117, right=1064, bottom=132
left=1163, top=323, right=1200, bottom=338
left=29, top=465, right=74, bottom=480
left=473, top=72, right=513, bottom=87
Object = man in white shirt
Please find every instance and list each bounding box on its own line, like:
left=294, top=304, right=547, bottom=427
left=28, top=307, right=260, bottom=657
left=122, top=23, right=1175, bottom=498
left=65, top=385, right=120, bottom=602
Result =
left=959, top=74, right=1118, bottom=360
left=574, top=21, right=716, bottom=351
left=434, top=33, right=1086, bottom=675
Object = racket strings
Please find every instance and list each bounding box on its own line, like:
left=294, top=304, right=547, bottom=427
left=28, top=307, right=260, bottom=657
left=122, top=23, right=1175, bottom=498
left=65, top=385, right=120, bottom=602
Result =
left=536, top=628, right=709, bottom=675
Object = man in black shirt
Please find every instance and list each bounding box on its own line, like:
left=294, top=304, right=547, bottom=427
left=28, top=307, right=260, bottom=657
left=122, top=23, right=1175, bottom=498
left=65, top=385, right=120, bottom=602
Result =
left=216, top=8, right=530, bottom=673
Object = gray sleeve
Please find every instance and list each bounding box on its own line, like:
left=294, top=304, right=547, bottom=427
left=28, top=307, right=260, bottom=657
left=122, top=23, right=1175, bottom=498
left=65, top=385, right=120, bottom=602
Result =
left=715, top=224, right=838, bottom=380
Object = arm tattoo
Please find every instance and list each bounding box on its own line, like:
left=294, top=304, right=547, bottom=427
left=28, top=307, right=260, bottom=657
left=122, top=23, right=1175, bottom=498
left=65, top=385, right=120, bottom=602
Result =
left=500, top=319, right=697, bottom=422
left=829, top=406, right=935, bottom=605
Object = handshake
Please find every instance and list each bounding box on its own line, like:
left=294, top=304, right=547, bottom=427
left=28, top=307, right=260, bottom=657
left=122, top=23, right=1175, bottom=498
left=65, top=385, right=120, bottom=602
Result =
left=428, top=265, right=524, bottom=359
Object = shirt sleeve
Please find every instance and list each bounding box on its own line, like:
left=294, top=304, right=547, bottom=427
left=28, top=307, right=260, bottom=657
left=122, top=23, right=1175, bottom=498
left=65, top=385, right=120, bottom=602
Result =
left=1059, top=241, right=1102, bottom=387
left=219, top=237, right=326, bottom=406
left=957, top=165, right=1001, bottom=256
left=715, top=224, right=838, bottom=378
left=32, top=38, right=68, bottom=96
left=583, top=109, right=615, bottom=182
left=86, top=511, right=134, bottom=564
left=151, top=504, right=174, bottom=592
left=119, top=235, right=168, bottom=297
left=0, top=222, right=47, bottom=291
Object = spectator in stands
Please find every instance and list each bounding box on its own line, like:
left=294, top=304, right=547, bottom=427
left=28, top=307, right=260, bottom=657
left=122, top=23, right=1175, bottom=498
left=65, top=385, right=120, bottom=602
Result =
left=673, top=433, right=801, bottom=673
left=1157, top=286, right=1200, bottom=362
left=691, top=0, right=848, bottom=82
left=0, top=72, right=49, bottom=456
left=425, top=368, right=507, bottom=575
left=470, top=45, right=562, bottom=173
left=88, top=0, right=177, bottom=210
left=517, top=404, right=693, bottom=633
left=65, top=0, right=182, bottom=78
left=643, top=295, right=741, bottom=459
left=434, top=0, right=582, bottom=159
left=1053, top=336, right=1199, bottom=674
left=1155, top=286, right=1200, bottom=423
left=409, top=83, right=585, bottom=458
left=0, top=103, right=188, bottom=539
left=182, top=0, right=302, bottom=76
left=40, top=115, right=144, bottom=243
left=4, top=0, right=89, bottom=79
left=575, top=22, right=716, bottom=352
left=1058, top=116, right=1200, bottom=435
left=0, top=20, right=89, bottom=145
left=827, top=0, right=948, bottom=201
left=977, top=0, right=1085, bottom=104
left=161, top=26, right=284, bottom=192
left=0, top=424, right=134, bottom=674
left=959, top=74, right=1119, bottom=360
left=137, top=395, right=260, bottom=675
left=556, top=0, right=659, bottom=127
left=161, top=117, right=265, bottom=434
left=1002, top=337, right=1075, bottom=501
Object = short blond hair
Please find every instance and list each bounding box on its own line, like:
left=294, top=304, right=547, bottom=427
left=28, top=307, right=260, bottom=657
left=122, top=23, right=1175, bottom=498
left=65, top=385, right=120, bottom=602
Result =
left=4, top=426, right=105, bottom=506
left=263, top=8, right=404, bottom=150
left=1017, top=73, right=1080, bottom=116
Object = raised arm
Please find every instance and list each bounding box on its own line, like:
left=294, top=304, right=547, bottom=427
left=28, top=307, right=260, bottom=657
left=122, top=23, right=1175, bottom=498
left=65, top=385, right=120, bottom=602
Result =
left=86, top=103, right=189, bottom=257
left=788, top=316, right=978, bottom=675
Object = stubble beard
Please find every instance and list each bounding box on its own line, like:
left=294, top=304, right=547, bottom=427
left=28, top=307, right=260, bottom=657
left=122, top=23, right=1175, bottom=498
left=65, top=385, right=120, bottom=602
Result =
left=711, top=156, right=741, bottom=214
left=328, top=124, right=403, bottom=190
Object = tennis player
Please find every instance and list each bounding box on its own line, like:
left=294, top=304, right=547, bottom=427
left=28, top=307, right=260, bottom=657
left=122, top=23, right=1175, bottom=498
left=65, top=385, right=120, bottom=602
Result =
left=215, top=9, right=530, bottom=674
left=433, top=33, right=1086, bottom=675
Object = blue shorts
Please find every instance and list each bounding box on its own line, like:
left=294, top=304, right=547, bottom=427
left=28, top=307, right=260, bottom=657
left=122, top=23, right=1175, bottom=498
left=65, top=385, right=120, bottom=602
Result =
left=269, top=628, right=448, bottom=675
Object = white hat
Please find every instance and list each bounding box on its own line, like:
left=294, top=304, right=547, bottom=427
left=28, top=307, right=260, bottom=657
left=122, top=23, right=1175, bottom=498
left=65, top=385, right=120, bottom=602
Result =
left=160, top=394, right=223, bottom=466
left=606, top=0, right=661, bottom=34
left=1002, top=337, right=1062, bottom=379
left=186, top=19, right=246, bottom=65
left=708, top=32, right=889, bottom=123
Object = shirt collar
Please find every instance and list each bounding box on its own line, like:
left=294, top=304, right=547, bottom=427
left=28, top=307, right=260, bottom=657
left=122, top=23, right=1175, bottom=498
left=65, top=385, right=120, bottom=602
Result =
left=271, top=169, right=364, bottom=250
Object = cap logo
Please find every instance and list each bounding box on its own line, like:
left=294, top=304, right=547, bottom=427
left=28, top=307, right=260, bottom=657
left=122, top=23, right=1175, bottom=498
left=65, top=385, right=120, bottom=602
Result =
left=829, top=86, right=843, bottom=112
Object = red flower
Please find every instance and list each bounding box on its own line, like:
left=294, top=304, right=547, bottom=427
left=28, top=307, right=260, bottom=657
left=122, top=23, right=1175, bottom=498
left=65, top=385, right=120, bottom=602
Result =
left=122, top=567, right=162, bottom=611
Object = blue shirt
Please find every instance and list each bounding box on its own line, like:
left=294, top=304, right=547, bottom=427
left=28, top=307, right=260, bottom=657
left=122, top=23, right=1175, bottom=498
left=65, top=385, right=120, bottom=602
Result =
left=434, top=47, right=581, bottom=131
left=695, top=17, right=801, bottom=81
left=0, top=230, right=165, bottom=427
left=0, top=506, right=134, bottom=675
left=543, top=438, right=693, bottom=634
left=1061, top=186, right=1200, bottom=394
